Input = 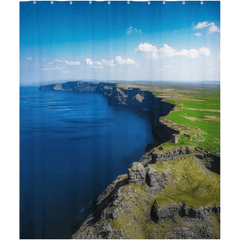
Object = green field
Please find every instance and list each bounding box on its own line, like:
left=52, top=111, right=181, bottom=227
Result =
left=153, top=86, right=220, bottom=152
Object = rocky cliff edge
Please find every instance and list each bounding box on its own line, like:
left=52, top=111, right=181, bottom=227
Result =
left=72, top=151, right=220, bottom=239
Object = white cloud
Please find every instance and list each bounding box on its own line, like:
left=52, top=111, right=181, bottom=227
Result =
left=186, top=49, right=200, bottom=58
left=159, top=44, right=178, bottom=58
left=85, top=56, right=139, bottom=68
left=194, top=21, right=220, bottom=34
left=101, top=59, right=116, bottom=67
left=194, top=33, right=202, bottom=37
left=42, top=67, right=62, bottom=71
left=65, top=60, right=81, bottom=66
left=194, top=21, right=210, bottom=29
left=176, top=49, right=188, bottom=56
left=125, top=26, right=142, bottom=34
left=136, top=43, right=179, bottom=58
left=199, top=47, right=211, bottom=56
left=114, top=56, right=139, bottom=67
left=135, top=43, right=158, bottom=54
left=85, top=60, right=103, bottom=69
left=208, top=23, right=220, bottom=33
left=27, top=57, right=33, bottom=60
left=54, top=59, right=80, bottom=66
left=85, top=58, right=93, bottom=66
left=135, top=43, right=210, bottom=59
left=92, top=61, right=104, bottom=69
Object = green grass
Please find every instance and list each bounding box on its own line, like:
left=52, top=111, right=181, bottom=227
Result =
left=153, top=154, right=220, bottom=208
left=153, top=87, right=220, bottom=152
left=110, top=183, right=150, bottom=239
left=165, top=109, right=220, bottom=139
left=209, top=213, right=220, bottom=239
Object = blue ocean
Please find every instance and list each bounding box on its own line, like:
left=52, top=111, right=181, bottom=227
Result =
left=20, top=86, right=153, bottom=239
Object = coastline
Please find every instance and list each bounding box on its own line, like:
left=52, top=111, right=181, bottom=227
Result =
left=39, top=81, right=177, bottom=148
left=39, top=81, right=220, bottom=239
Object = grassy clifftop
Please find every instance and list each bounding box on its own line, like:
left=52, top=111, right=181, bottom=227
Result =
left=153, top=86, right=220, bottom=153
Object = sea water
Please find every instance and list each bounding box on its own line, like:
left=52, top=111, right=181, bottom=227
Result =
left=20, top=86, right=153, bottom=239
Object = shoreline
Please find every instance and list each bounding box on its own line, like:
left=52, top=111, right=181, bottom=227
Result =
left=39, top=81, right=178, bottom=149
left=39, top=81, right=220, bottom=239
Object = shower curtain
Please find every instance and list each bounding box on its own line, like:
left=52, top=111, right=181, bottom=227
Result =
left=20, top=1, right=220, bottom=239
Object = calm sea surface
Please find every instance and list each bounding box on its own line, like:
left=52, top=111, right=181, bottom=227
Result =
left=20, top=86, right=153, bottom=239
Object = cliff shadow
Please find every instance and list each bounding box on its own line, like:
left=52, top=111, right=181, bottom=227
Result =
left=72, top=177, right=129, bottom=233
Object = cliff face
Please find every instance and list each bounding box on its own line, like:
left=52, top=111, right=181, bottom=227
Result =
left=39, top=81, right=115, bottom=94
left=39, top=81, right=176, bottom=143
left=72, top=153, right=220, bottom=239
left=39, top=81, right=220, bottom=239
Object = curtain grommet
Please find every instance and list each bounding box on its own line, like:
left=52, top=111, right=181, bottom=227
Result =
left=127, top=0, right=130, bottom=4
left=33, top=0, right=36, bottom=4
left=182, top=1, right=185, bottom=4
left=108, top=1, right=111, bottom=4
left=70, top=1, right=72, bottom=4
left=163, top=1, right=166, bottom=4
left=51, top=1, right=54, bottom=4
left=89, top=0, right=92, bottom=4
left=148, top=1, right=150, bottom=5
left=201, top=1, right=204, bottom=4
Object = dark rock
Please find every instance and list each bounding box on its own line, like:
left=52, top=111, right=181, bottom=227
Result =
left=168, top=225, right=213, bottom=239
left=146, top=165, right=167, bottom=194
left=121, top=201, right=131, bottom=213
left=150, top=201, right=183, bottom=223
left=111, top=208, right=122, bottom=220
left=172, top=215, right=178, bottom=223
left=195, top=153, right=220, bottom=174
left=128, top=162, right=146, bottom=185
left=179, top=204, right=220, bottom=220
left=152, top=146, right=195, bottom=163
left=139, top=149, right=154, bottom=166
left=99, top=224, right=113, bottom=239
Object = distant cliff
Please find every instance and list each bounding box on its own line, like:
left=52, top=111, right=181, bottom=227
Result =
left=39, top=81, right=115, bottom=94
left=39, top=81, right=176, bottom=143
left=39, top=81, right=220, bottom=239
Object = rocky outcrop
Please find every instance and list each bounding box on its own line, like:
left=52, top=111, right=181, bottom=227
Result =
left=72, top=154, right=220, bottom=239
left=151, top=201, right=220, bottom=224
left=152, top=146, right=195, bottom=163
left=168, top=225, right=214, bottom=239
left=107, top=86, right=175, bottom=121
left=195, top=152, right=220, bottom=174
left=146, top=165, right=168, bottom=194
left=162, top=203, right=220, bottom=239
left=150, top=201, right=183, bottom=223
left=107, top=87, right=156, bottom=109
left=128, top=162, right=146, bottom=185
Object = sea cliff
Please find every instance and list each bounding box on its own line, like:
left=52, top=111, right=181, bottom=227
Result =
left=39, top=81, right=176, bottom=143
left=39, top=81, right=220, bottom=239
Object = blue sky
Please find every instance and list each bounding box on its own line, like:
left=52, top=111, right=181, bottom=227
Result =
left=20, top=1, right=220, bottom=85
